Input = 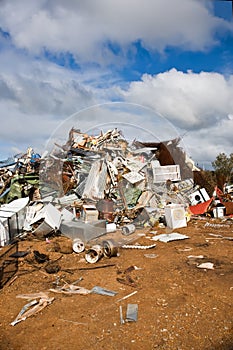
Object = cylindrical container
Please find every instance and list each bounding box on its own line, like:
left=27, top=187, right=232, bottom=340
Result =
left=122, top=224, right=136, bottom=236
left=73, top=238, right=85, bottom=253
left=103, top=239, right=118, bottom=258
left=85, top=244, right=103, bottom=263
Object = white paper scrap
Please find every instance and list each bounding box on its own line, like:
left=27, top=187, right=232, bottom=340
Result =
left=197, top=262, right=214, bottom=270
left=151, top=233, right=189, bottom=243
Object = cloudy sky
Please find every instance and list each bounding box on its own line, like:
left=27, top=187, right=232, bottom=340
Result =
left=0, top=0, right=233, bottom=168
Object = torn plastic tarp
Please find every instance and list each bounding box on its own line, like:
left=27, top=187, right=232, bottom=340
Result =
left=188, top=198, right=213, bottom=215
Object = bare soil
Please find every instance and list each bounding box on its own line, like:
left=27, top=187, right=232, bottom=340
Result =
left=1, top=217, right=233, bottom=350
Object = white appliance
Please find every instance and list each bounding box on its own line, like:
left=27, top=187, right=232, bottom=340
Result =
left=165, top=204, right=187, bottom=229
left=0, top=197, right=29, bottom=246
left=189, top=188, right=210, bottom=206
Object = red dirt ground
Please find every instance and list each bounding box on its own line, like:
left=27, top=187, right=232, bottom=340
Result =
left=0, top=217, right=233, bottom=350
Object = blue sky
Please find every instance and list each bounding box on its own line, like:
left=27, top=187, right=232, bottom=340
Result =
left=0, top=0, right=233, bottom=168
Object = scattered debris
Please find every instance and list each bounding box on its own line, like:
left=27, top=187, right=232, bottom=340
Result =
left=59, top=319, right=88, bottom=326
left=187, top=255, right=205, bottom=259
left=126, top=304, right=138, bottom=322
left=76, top=264, right=116, bottom=271
left=197, top=262, right=214, bottom=270
left=44, top=260, right=61, bottom=274
left=85, top=244, right=104, bottom=264
left=122, top=224, right=136, bottom=236
left=188, top=198, right=213, bottom=216
left=144, top=253, right=158, bottom=258
left=204, top=222, right=231, bottom=229
left=16, top=292, right=50, bottom=299
left=121, top=243, right=156, bottom=249
left=72, top=238, right=85, bottom=253
left=10, top=250, right=29, bottom=258
left=119, top=305, right=125, bottom=324
left=50, top=284, right=90, bottom=295
left=119, top=303, right=138, bottom=324
left=117, top=265, right=140, bottom=288
left=91, top=286, right=117, bottom=296
left=102, top=239, right=119, bottom=258
left=117, top=291, right=138, bottom=303
left=11, top=294, right=54, bottom=326
left=151, top=233, right=189, bottom=243
left=33, top=250, right=49, bottom=264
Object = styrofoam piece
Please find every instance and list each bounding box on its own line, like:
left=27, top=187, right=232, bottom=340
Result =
left=197, top=262, right=214, bottom=270
left=151, top=232, right=189, bottom=243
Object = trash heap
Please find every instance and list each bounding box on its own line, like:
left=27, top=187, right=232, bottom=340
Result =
left=40, top=127, right=196, bottom=225
left=0, top=148, right=41, bottom=204
left=0, top=127, right=233, bottom=251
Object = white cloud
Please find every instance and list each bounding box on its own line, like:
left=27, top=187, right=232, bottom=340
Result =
left=0, top=50, right=233, bottom=163
left=0, top=0, right=232, bottom=164
left=184, top=116, right=233, bottom=165
left=121, top=69, right=233, bottom=130
left=107, top=66, right=233, bottom=162
left=0, top=49, right=102, bottom=157
left=119, top=69, right=233, bottom=162
left=0, top=0, right=230, bottom=64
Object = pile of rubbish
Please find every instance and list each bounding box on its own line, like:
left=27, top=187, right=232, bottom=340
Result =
left=1, top=126, right=233, bottom=333
left=0, top=126, right=233, bottom=253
